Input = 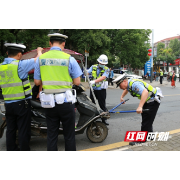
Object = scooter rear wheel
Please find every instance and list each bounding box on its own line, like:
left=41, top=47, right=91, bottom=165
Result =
left=86, top=121, right=108, bottom=143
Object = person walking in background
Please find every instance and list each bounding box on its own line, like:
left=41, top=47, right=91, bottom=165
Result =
left=171, top=72, right=177, bottom=88
left=153, top=70, right=156, bottom=81
left=160, top=69, right=163, bottom=84
left=156, top=70, right=159, bottom=81
left=108, top=68, right=114, bottom=86
left=169, top=71, right=173, bottom=81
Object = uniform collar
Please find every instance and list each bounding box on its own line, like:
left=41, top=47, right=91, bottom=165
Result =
left=50, top=46, right=62, bottom=51
left=2, top=58, right=16, bottom=65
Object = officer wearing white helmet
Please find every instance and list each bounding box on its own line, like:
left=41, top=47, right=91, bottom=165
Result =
left=34, top=33, right=83, bottom=151
left=113, top=74, right=164, bottom=145
left=0, top=43, right=43, bottom=151
left=88, top=54, right=109, bottom=125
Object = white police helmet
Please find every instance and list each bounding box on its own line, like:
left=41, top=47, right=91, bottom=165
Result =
left=97, top=54, right=108, bottom=65
left=112, top=74, right=127, bottom=87
left=47, top=33, right=68, bottom=42
left=4, top=43, right=26, bottom=52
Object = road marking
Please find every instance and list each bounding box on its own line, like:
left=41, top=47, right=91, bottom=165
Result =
left=113, top=147, right=129, bottom=151
left=80, top=141, right=129, bottom=151
left=81, top=128, right=180, bottom=151
left=164, top=94, right=180, bottom=96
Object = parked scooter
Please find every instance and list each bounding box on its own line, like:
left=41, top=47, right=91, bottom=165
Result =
left=0, top=84, right=110, bottom=143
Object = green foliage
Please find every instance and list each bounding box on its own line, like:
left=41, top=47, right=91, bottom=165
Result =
left=155, top=42, right=176, bottom=70
left=107, top=29, right=152, bottom=68
left=169, top=38, right=180, bottom=58
left=0, top=29, right=152, bottom=69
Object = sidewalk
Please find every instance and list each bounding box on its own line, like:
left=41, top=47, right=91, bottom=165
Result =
left=112, top=131, right=180, bottom=151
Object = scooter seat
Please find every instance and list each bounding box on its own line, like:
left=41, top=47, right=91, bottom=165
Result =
left=30, top=100, right=42, bottom=109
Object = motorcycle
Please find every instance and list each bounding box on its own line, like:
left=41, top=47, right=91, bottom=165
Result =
left=0, top=84, right=110, bottom=143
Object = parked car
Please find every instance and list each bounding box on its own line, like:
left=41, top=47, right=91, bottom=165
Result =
left=113, top=69, right=143, bottom=80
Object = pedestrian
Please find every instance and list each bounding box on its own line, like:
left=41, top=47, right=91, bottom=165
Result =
left=169, top=71, right=173, bottom=81
left=112, top=74, right=164, bottom=145
left=0, top=43, right=43, bottom=151
left=153, top=70, right=156, bottom=81
left=156, top=70, right=159, bottom=81
left=171, top=72, right=177, bottom=88
left=88, top=54, right=109, bottom=125
left=179, top=70, right=180, bottom=82
left=108, top=67, right=114, bottom=86
left=160, top=69, right=163, bottom=84
left=167, top=72, right=170, bottom=82
left=34, top=33, right=83, bottom=151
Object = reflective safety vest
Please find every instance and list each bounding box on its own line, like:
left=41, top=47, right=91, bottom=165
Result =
left=39, top=50, right=73, bottom=94
left=92, top=64, right=109, bottom=87
left=160, top=71, right=163, bottom=76
left=0, top=60, right=32, bottom=101
left=169, top=72, right=172, bottom=76
left=128, top=79, right=157, bottom=102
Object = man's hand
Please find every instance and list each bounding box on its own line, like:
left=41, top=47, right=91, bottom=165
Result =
left=120, top=97, right=125, bottom=104
left=90, top=80, right=96, bottom=86
left=34, top=47, right=43, bottom=61
left=37, top=47, right=43, bottom=55
left=136, top=107, right=142, bottom=114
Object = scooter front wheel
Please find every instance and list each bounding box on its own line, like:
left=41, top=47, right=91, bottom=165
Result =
left=86, top=121, right=108, bottom=143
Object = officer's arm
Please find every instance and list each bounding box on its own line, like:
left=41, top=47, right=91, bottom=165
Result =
left=34, top=79, right=42, bottom=86
left=95, top=76, right=106, bottom=83
left=120, top=89, right=128, bottom=103
left=34, top=47, right=43, bottom=61
left=73, top=77, right=81, bottom=86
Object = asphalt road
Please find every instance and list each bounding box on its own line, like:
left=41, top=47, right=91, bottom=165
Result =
left=0, top=81, right=180, bottom=151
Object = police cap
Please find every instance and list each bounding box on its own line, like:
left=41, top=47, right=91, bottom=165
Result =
left=48, top=33, right=68, bottom=42
left=4, top=43, right=26, bottom=53
left=112, top=74, right=127, bottom=87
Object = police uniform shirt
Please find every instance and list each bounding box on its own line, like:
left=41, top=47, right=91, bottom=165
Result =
left=34, top=46, right=83, bottom=102
left=2, top=58, right=35, bottom=104
left=127, top=79, right=157, bottom=101
left=88, top=65, right=109, bottom=90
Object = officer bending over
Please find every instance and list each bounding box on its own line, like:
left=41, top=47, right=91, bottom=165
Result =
left=0, top=43, right=43, bottom=151
left=113, top=74, right=164, bottom=145
left=34, top=33, right=83, bottom=151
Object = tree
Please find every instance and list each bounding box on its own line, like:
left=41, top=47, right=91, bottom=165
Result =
left=169, top=38, right=180, bottom=58
left=60, top=29, right=112, bottom=67
left=107, top=29, right=152, bottom=69
left=155, top=42, right=176, bottom=71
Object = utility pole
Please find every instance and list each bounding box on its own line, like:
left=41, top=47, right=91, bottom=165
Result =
left=150, top=29, right=154, bottom=83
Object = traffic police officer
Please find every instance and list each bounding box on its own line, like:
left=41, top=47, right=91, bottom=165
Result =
left=113, top=74, right=164, bottom=145
left=0, top=43, right=43, bottom=151
left=160, top=69, right=163, bottom=84
left=88, top=54, right=109, bottom=125
left=34, top=33, right=83, bottom=151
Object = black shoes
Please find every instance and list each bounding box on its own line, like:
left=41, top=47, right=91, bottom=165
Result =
left=102, top=120, right=109, bottom=126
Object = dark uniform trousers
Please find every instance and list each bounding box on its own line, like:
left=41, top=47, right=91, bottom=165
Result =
left=90, top=89, right=107, bottom=120
left=5, top=99, right=31, bottom=151
left=141, top=100, right=160, bottom=132
left=160, top=76, right=163, bottom=84
left=45, top=103, right=76, bottom=151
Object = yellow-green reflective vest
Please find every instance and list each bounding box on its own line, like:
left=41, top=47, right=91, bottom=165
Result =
left=128, top=79, right=157, bottom=102
left=92, top=64, right=109, bottom=87
left=160, top=71, right=163, bottom=76
left=0, top=60, right=32, bottom=101
left=39, top=50, right=73, bottom=94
